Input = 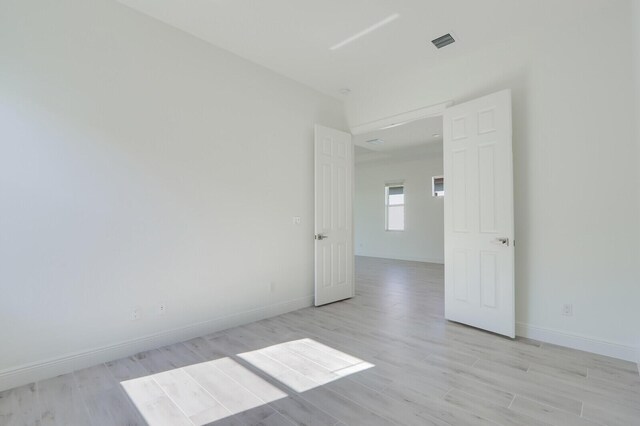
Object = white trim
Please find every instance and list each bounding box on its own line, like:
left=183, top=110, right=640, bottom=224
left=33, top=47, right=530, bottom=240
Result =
left=516, top=322, right=638, bottom=362
left=349, top=101, right=452, bottom=135
left=355, top=253, right=444, bottom=265
left=385, top=183, right=405, bottom=232
left=0, top=295, right=313, bottom=392
left=431, top=175, right=444, bottom=198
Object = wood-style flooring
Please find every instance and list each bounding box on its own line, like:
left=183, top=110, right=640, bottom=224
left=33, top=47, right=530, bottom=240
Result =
left=1, top=256, right=639, bottom=425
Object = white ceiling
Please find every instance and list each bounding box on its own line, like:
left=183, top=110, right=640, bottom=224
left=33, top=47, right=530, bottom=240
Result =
left=354, top=116, right=442, bottom=152
left=118, top=0, right=604, bottom=99
left=355, top=142, right=443, bottom=165
left=354, top=116, right=443, bottom=164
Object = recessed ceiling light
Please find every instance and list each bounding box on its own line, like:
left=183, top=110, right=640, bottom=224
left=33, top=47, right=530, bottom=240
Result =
left=366, top=138, right=385, bottom=145
left=330, top=13, right=400, bottom=51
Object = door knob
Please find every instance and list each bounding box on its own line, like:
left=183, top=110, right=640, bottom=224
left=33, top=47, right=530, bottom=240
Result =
left=496, top=237, right=509, bottom=246
left=315, top=234, right=328, bottom=240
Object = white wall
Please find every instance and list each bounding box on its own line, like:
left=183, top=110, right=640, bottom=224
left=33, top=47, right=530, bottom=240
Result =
left=355, top=148, right=444, bottom=263
left=633, top=0, right=640, bottom=368
left=0, top=0, right=346, bottom=390
left=347, top=2, right=640, bottom=361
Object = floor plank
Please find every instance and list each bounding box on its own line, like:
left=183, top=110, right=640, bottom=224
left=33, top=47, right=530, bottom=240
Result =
left=38, top=374, right=92, bottom=426
left=509, top=395, right=598, bottom=426
left=120, top=376, right=192, bottom=426
left=0, top=383, right=41, bottom=426
left=74, top=364, right=145, bottom=425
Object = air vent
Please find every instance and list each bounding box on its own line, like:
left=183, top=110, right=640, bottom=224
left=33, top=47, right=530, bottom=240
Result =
left=432, top=33, right=455, bottom=49
left=366, top=139, right=385, bottom=145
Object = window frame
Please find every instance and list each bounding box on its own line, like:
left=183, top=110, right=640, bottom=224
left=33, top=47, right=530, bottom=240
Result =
left=385, top=183, right=405, bottom=231
left=432, top=175, right=444, bottom=197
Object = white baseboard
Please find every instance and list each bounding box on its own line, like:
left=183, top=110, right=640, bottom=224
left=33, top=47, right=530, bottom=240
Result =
left=516, top=322, right=638, bottom=363
left=355, top=253, right=444, bottom=264
left=0, top=295, right=313, bottom=393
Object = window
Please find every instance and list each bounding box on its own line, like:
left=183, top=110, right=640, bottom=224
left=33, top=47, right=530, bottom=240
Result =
left=432, top=176, right=444, bottom=197
left=385, top=184, right=405, bottom=231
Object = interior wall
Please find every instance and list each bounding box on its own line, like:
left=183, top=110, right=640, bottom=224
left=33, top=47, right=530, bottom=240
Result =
left=346, top=2, right=640, bottom=360
left=0, top=0, right=346, bottom=389
left=355, top=149, right=444, bottom=263
left=633, top=0, right=640, bottom=367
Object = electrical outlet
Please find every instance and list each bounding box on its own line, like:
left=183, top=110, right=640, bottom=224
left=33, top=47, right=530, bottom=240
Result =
left=562, top=304, right=573, bottom=316
left=158, top=303, right=167, bottom=316
left=292, top=216, right=301, bottom=225
left=130, top=307, right=141, bottom=321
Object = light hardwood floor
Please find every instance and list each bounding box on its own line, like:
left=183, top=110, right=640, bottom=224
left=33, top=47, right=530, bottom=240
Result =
left=1, top=256, right=639, bottom=425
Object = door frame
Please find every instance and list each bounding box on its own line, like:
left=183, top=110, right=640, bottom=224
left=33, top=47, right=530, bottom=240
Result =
left=347, top=99, right=452, bottom=303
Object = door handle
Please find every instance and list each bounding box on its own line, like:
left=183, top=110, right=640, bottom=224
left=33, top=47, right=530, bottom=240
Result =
left=496, top=237, right=509, bottom=246
left=315, top=234, right=328, bottom=241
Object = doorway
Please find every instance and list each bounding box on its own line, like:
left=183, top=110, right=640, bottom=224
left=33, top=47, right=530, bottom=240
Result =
left=353, top=116, right=445, bottom=265
left=316, top=90, right=515, bottom=338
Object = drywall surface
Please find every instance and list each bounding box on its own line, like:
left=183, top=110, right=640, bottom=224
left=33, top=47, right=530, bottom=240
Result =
left=347, top=2, right=640, bottom=359
left=0, top=0, right=346, bottom=388
left=355, top=150, right=444, bottom=263
left=632, top=0, right=640, bottom=367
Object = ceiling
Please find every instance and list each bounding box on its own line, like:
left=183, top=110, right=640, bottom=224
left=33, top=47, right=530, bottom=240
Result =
left=354, top=116, right=443, bottom=163
left=117, top=0, right=604, bottom=99
left=355, top=142, right=443, bottom=165
left=354, top=115, right=442, bottom=152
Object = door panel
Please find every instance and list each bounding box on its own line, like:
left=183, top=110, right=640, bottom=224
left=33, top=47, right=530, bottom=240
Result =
left=314, top=125, right=354, bottom=306
left=444, top=90, right=515, bottom=338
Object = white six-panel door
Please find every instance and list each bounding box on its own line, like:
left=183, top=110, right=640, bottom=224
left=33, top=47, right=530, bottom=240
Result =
left=314, top=124, right=354, bottom=306
left=443, top=90, right=515, bottom=338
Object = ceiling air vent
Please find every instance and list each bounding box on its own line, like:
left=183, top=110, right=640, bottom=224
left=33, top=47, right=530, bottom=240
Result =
left=366, top=139, right=385, bottom=145
left=432, top=33, right=455, bottom=49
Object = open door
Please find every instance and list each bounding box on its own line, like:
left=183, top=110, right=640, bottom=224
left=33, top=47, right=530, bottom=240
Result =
left=443, top=89, right=515, bottom=338
left=314, top=124, right=354, bottom=306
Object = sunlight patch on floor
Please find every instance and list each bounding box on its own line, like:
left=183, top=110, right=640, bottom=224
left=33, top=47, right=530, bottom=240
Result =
left=238, top=338, right=374, bottom=392
left=122, top=357, right=286, bottom=425
left=121, top=338, right=373, bottom=425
